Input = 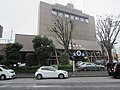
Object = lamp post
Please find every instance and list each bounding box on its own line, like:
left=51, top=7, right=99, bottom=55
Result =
left=71, top=40, right=75, bottom=73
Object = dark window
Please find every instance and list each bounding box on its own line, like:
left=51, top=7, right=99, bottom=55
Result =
left=41, top=68, right=48, bottom=70
left=117, top=63, right=120, bottom=69
left=0, top=68, right=2, bottom=71
left=1, top=66, right=9, bottom=70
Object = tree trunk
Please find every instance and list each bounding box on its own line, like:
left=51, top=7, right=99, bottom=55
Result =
left=101, top=45, right=106, bottom=60
left=107, top=48, right=113, bottom=63
left=64, top=44, right=69, bottom=54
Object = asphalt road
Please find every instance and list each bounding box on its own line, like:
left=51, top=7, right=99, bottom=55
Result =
left=0, top=77, right=120, bottom=90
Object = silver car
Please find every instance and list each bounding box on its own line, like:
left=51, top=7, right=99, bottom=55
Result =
left=78, top=62, right=104, bottom=71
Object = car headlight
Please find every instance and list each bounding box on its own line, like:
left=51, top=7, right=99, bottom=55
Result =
left=9, top=71, right=15, bottom=73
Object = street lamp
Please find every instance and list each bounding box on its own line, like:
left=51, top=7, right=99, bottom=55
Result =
left=71, top=43, right=76, bottom=73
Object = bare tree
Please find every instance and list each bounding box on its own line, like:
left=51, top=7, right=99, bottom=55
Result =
left=50, top=18, right=76, bottom=54
left=96, top=15, right=120, bottom=63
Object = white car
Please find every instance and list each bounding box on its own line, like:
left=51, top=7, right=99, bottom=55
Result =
left=0, top=65, right=16, bottom=80
left=35, top=66, right=68, bottom=80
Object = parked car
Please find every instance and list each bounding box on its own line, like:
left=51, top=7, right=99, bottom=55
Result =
left=107, top=62, right=116, bottom=76
left=113, top=62, right=120, bottom=78
left=35, top=66, right=68, bottom=80
left=107, top=62, right=120, bottom=78
left=94, top=63, right=105, bottom=71
left=76, top=61, right=82, bottom=66
left=0, top=65, right=16, bottom=80
left=78, top=62, right=104, bottom=71
left=77, top=62, right=87, bottom=68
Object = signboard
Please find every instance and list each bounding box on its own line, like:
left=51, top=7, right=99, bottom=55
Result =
left=73, top=50, right=85, bottom=57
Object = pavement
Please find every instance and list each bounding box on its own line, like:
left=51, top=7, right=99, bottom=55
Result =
left=15, top=71, right=109, bottom=78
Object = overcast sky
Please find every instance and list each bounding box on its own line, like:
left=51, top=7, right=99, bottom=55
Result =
left=0, top=0, right=120, bottom=45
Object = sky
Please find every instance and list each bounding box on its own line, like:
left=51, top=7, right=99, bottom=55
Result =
left=0, top=0, right=120, bottom=46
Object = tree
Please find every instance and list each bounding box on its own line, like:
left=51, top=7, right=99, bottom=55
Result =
left=59, top=52, right=69, bottom=65
left=25, top=53, right=37, bottom=66
left=32, top=35, right=55, bottom=66
left=4, top=42, right=23, bottom=66
left=96, top=15, right=120, bottom=63
left=0, top=55, right=4, bottom=64
left=50, top=18, right=76, bottom=54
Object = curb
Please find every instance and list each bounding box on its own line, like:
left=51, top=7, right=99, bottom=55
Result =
left=15, top=74, right=109, bottom=78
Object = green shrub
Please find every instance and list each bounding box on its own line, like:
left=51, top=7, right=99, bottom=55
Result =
left=25, top=53, right=37, bottom=66
left=58, top=65, right=72, bottom=72
left=12, top=66, right=40, bottom=73
left=12, top=65, right=73, bottom=73
left=59, top=52, right=69, bottom=65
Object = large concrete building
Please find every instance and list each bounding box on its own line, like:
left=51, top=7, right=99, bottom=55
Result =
left=15, top=1, right=101, bottom=64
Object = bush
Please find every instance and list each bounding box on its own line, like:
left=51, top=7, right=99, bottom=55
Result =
left=58, top=65, right=72, bottom=72
left=25, top=53, right=37, bottom=66
left=12, top=65, right=73, bottom=73
left=12, top=66, right=40, bottom=73
left=59, top=52, right=69, bottom=65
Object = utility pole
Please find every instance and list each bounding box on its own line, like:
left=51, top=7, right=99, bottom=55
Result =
left=10, top=28, right=13, bottom=43
left=71, top=37, right=75, bottom=73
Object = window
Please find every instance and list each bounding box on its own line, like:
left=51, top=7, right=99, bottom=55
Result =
left=1, top=65, right=9, bottom=70
left=85, top=19, right=89, bottom=23
left=0, top=68, right=2, bottom=71
left=117, top=64, right=120, bottom=69
left=64, top=14, right=69, bottom=18
left=41, top=68, right=48, bottom=70
left=70, top=15, right=74, bottom=20
left=52, top=10, right=57, bottom=16
left=80, top=18, right=84, bottom=22
left=75, top=16, right=79, bottom=21
left=58, top=12, right=63, bottom=17
left=86, top=64, right=91, bottom=65
left=48, top=68, right=54, bottom=71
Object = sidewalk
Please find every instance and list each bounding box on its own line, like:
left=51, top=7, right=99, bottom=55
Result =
left=16, top=71, right=109, bottom=78
left=69, top=71, right=108, bottom=77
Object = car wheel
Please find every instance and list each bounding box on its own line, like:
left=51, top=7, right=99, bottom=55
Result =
left=58, top=74, right=64, bottom=79
left=36, top=74, right=42, bottom=80
left=83, top=68, right=87, bottom=71
left=0, top=75, right=6, bottom=80
left=113, top=75, right=117, bottom=78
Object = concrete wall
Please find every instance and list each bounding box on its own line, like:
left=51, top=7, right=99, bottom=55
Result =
left=15, top=34, right=35, bottom=51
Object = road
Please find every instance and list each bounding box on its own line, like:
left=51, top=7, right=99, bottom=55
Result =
left=0, top=77, right=120, bottom=90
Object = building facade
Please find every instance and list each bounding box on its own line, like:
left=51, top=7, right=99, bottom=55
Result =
left=15, top=1, right=101, bottom=64
left=38, top=2, right=101, bottom=63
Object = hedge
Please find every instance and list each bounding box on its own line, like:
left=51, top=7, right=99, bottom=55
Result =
left=58, top=65, right=73, bottom=72
left=12, top=66, right=40, bottom=73
left=12, top=65, right=73, bottom=73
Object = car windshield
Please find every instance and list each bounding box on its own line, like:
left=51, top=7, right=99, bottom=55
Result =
left=1, top=65, right=9, bottom=70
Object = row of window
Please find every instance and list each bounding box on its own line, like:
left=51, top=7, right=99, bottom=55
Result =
left=52, top=10, right=89, bottom=23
